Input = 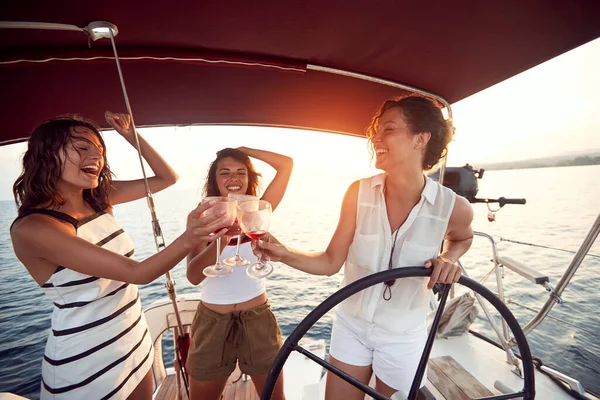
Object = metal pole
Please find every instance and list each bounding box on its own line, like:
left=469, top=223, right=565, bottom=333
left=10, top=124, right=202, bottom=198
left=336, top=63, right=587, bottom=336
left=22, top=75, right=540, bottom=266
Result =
left=107, top=30, right=190, bottom=393
left=521, top=211, right=600, bottom=335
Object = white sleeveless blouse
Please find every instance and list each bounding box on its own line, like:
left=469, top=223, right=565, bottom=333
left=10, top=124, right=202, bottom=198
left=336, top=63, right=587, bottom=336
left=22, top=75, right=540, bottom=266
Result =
left=338, top=174, right=456, bottom=333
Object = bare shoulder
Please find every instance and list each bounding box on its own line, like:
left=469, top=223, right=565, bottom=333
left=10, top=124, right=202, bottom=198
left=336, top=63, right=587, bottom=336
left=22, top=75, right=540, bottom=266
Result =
left=11, top=214, right=75, bottom=278
left=345, top=180, right=360, bottom=198
left=11, top=213, right=75, bottom=245
left=449, top=195, right=474, bottom=230
left=338, top=180, right=360, bottom=220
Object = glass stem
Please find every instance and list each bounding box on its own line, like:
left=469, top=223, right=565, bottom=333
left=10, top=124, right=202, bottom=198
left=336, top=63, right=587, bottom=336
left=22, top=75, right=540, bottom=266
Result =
left=235, top=234, right=242, bottom=258
left=255, top=240, right=262, bottom=268
left=215, top=237, right=222, bottom=269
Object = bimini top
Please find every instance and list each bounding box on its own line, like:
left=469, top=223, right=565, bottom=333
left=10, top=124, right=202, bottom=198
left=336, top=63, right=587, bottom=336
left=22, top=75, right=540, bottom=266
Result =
left=1, top=1, right=600, bottom=144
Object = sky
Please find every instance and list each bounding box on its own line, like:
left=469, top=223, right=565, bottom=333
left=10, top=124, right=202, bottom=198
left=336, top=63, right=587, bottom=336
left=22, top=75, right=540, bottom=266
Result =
left=448, top=37, right=600, bottom=165
left=0, top=38, right=599, bottom=200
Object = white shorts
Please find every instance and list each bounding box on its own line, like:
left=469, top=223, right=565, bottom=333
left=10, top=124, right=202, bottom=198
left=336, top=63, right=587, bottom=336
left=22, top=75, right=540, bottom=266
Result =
left=329, top=311, right=427, bottom=395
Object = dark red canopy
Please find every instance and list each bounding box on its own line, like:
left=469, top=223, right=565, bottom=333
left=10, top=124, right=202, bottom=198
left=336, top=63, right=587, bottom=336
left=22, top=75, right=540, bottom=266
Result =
left=2, top=1, right=600, bottom=144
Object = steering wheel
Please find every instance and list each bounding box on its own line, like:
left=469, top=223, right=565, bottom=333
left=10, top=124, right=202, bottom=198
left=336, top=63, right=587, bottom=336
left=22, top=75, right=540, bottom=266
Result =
left=261, top=267, right=535, bottom=400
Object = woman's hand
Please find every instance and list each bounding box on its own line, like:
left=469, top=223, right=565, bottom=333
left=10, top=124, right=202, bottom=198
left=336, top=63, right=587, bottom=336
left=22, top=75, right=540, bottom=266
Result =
left=184, top=201, right=231, bottom=249
left=105, top=111, right=135, bottom=139
left=424, top=255, right=462, bottom=289
left=232, top=146, right=293, bottom=211
left=252, top=232, right=288, bottom=262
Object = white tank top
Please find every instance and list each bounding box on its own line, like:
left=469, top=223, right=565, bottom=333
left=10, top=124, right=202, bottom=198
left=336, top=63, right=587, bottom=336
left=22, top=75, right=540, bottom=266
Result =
left=338, top=174, right=456, bottom=333
left=200, top=238, right=266, bottom=304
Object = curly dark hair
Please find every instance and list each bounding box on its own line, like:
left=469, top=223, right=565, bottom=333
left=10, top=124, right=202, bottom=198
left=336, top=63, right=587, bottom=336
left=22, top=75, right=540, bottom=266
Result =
left=203, top=148, right=262, bottom=197
left=366, top=95, right=453, bottom=171
left=13, top=115, right=113, bottom=214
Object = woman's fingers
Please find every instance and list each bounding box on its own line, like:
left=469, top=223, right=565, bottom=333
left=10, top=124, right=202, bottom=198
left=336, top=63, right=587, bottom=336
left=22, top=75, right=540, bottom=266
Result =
left=184, top=200, right=234, bottom=245
left=204, top=228, right=228, bottom=242
left=256, top=239, right=279, bottom=251
left=426, top=258, right=441, bottom=289
left=198, top=211, right=227, bottom=226
left=188, top=204, right=224, bottom=226
left=105, top=111, right=134, bottom=136
left=452, top=267, right=462, bottom=284
left=105, top=111, right=125, bottom=127
left=255, top=239, right=283, bottom=262
left=192, top=199, right=217, bottom=215
left=426, top=257, right=462, bottom=289
left=189, top=225, right=227, bottom=241
left=260, top=232, right=281, bottom=246
left=250, top=240, right=264, bottom=260
left=189, top=215, right=230, bottom=234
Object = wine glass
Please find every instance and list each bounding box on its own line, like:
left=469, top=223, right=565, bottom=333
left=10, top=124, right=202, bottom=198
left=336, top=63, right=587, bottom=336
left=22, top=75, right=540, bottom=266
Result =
left=237, top=200, right=273, bottom=278
left=222, top=193, right=259, bottom=267
left=202, top=196, right=238, bottom=278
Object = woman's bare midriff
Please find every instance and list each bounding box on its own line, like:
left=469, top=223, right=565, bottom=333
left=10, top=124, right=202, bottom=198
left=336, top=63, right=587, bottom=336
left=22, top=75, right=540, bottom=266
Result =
left=201, top=292, right=268, bottom=314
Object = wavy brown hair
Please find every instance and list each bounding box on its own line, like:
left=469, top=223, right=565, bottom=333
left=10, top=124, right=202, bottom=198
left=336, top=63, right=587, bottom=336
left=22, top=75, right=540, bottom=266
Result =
left=13, top=116, right=113, bottom=214
left=367, top=95, right=453, bottom=171
left=203, top=148, right=261, bottom=197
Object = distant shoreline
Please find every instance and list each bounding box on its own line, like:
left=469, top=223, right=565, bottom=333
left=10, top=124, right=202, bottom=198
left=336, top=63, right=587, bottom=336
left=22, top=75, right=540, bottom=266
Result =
left=479, top=156, right=600, bottom=171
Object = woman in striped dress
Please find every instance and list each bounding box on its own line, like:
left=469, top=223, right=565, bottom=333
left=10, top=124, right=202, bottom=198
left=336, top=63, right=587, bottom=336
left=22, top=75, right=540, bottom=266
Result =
left=10, top=113, right=232, bottom=399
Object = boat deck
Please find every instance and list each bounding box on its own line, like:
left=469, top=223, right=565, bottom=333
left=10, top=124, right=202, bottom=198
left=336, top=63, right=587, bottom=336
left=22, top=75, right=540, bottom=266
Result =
left=154, top=355, right=491, bottom=400
left=427, top=356, right=493, bottom=399
left=155, top=363, right=263, bottom=400
left=154, top=363, right=258, bottom=400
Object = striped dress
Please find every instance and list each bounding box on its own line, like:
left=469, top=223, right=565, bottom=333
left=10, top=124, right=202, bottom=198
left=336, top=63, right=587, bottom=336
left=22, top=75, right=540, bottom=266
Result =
left=14, top=209, right=154, bottom=399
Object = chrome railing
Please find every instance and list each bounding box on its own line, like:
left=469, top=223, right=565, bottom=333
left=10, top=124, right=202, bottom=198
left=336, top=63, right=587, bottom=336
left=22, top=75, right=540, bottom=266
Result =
left=520, top=211, right=600, bottom=335
left=455, top=211, right=600, bottom=386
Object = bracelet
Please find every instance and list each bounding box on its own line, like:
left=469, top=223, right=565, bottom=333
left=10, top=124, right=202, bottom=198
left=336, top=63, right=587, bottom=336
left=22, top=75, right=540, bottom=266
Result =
left=438, top=255, right=456, bottom=264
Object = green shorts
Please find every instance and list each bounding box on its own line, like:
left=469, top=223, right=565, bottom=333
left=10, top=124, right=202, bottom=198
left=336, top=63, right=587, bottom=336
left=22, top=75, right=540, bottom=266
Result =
left=185, top=300, right=282, bottom=381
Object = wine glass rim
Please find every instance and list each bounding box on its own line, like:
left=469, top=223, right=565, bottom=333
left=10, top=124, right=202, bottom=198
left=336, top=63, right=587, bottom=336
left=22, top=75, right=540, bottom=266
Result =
left=202, top=196, right=237, bottom=202
left=227, top=193, right=259, bottom=201
left=238, top=199, right=272, bottom=211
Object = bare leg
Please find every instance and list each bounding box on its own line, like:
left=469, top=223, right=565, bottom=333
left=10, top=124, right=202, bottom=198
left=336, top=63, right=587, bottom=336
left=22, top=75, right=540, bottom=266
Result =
left=251, top=370, right=285, bottom=400
left=127, top=370, right=153, bottom=400
left=188, top=376, right=228, bottom=400
left=374, top=376, right=427, bottom=399
left=324, top=355, right=372, bottom=400
left=374, top=376, right=398, bottom=398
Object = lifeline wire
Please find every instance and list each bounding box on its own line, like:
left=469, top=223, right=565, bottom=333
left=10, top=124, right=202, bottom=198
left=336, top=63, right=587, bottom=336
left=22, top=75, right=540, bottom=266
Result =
left=499, top=237, right=600, bottom=259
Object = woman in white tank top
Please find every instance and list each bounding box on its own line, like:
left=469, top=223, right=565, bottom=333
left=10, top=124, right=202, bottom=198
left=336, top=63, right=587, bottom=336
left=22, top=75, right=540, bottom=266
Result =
left=255, top=96, right=475, bottom=399
left=10, top=113, right=231, bottom=400
left=185, top=147, right=293, bottom=400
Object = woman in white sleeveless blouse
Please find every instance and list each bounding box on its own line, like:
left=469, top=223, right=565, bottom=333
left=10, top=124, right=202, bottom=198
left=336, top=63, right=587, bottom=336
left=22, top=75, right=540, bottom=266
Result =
left=10, top=113, right=231, bottom=399
left=255, top=96, right=474, bottom=399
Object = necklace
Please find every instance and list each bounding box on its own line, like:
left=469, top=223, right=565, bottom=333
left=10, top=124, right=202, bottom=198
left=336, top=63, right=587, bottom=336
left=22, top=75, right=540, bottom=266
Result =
left=383, top=227, right=401, bottom=301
